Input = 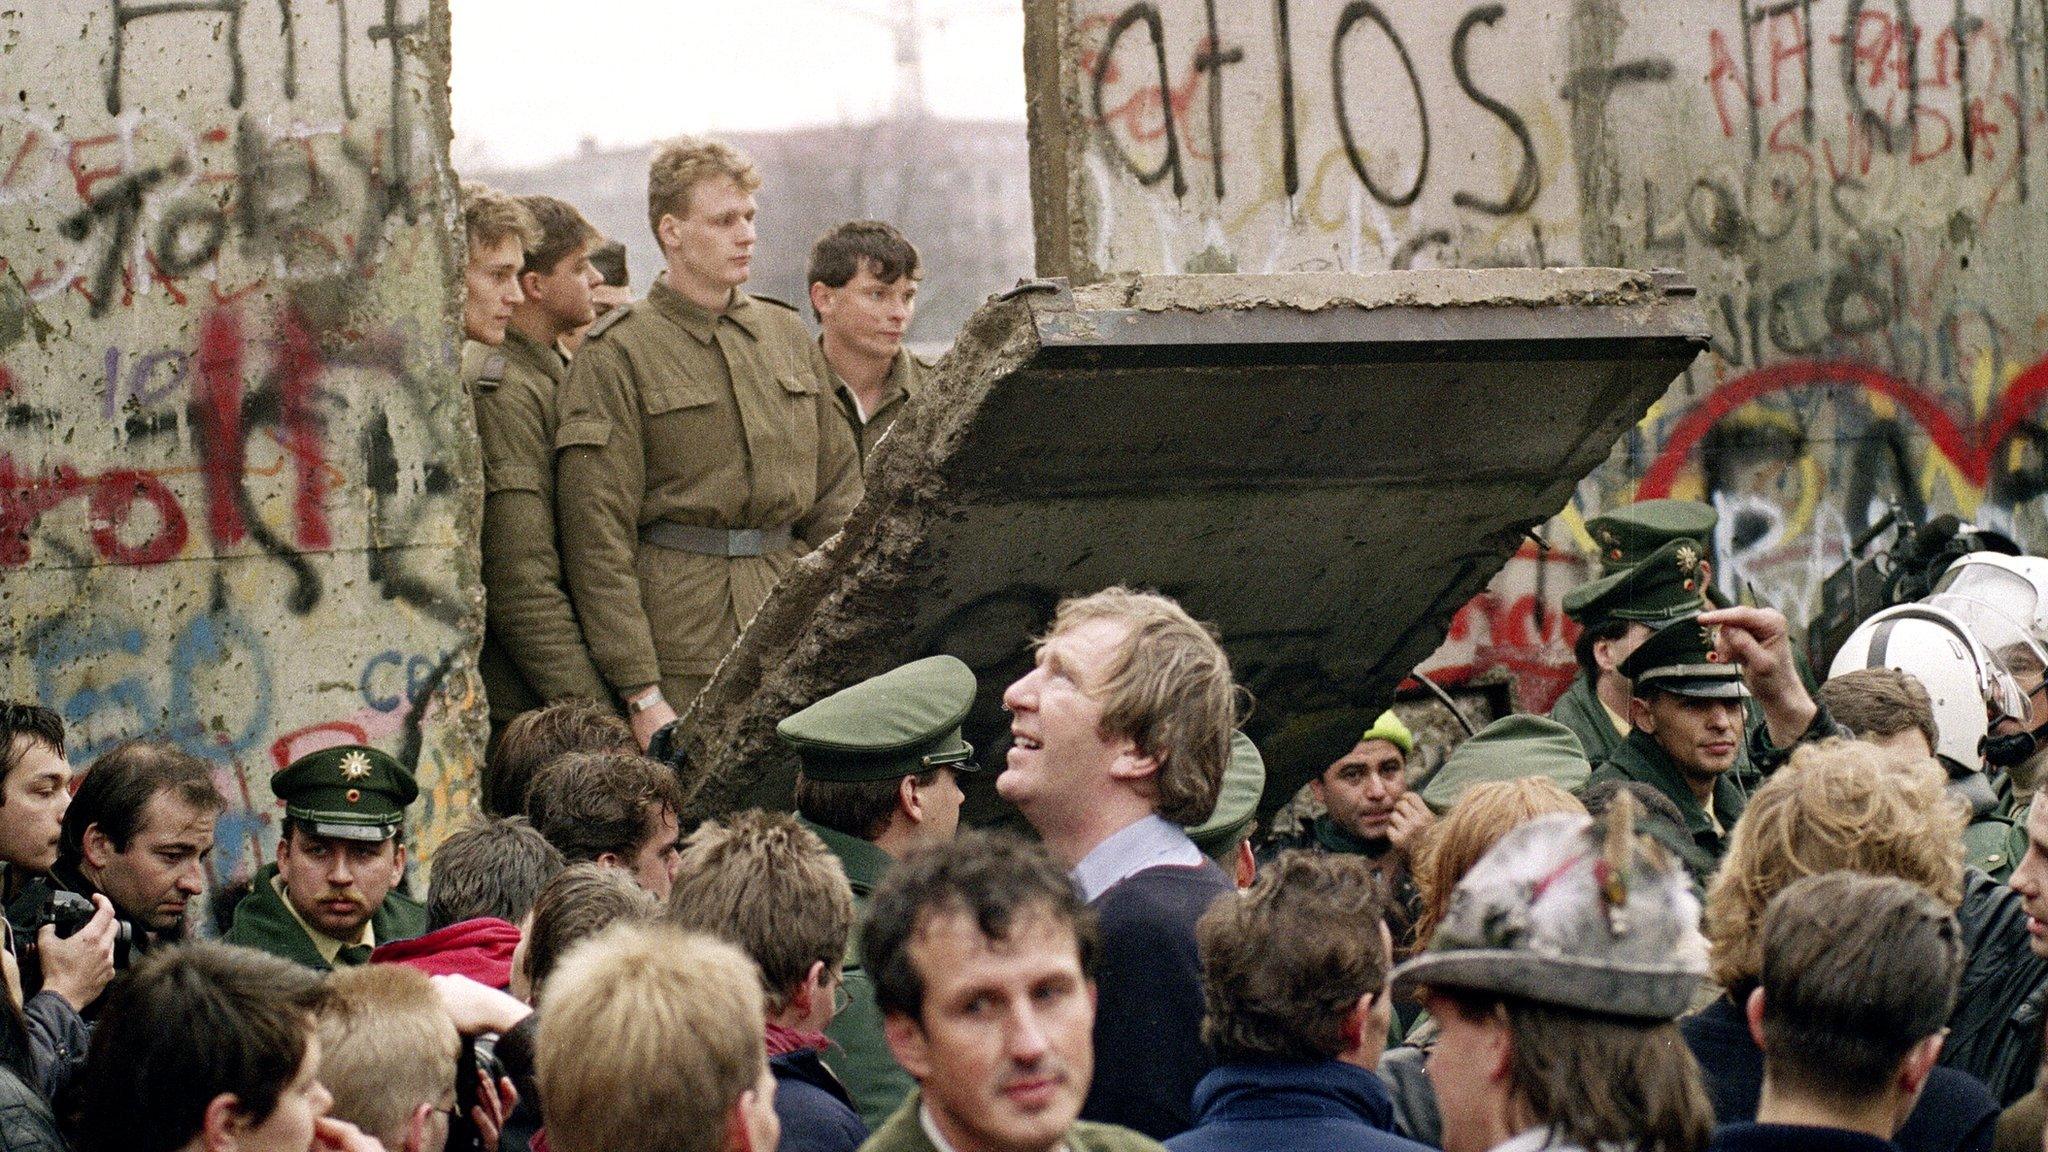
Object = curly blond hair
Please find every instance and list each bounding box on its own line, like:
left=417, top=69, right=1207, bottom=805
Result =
left=1411, top=777, right=1585, bottom=949
left=1704, top=738, right=1965, bottom=990
left=646, top=135, right=761, bottom=239
left=460, top=181, right=538, bottom=254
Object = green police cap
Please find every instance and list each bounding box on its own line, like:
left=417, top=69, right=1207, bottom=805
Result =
left=1619, top=615, right=1747, bottom=699
left=1419, top=714, right=1592, bottom=813
left=779, top=655, right=980, bottom=783
left=1563, top=538, right=1713, bottom=628
left=270, top=745, right=418, bottom=842
left=1587, top=499, right=1717, bottom=575
left=1187, top=731, right=1265, bottom=855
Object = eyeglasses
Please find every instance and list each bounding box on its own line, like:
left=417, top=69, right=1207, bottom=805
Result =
left=833, top=979, right=851, bottom=1016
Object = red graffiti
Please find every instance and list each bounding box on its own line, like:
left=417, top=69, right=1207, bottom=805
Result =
left=193, top=307, right=247, bottom=545
left=272, top=305, right=332, bottom=551
left=0, top=457, right=188, bottom=566
left=1640, top=357, right=2048, bottom=497
left=1416, top=543, right=1588, bottom=714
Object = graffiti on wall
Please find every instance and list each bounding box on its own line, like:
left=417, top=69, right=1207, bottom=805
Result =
left=0, top=2, right=476, bottom=891
left=1042, top=0, right=2048, bottom=700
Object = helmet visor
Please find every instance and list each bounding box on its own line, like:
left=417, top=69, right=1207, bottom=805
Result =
left=1925, top=592, right=2047, bottom=728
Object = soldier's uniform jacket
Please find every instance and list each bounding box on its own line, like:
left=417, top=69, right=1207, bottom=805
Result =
left=1587, top=729, right=1749, bottom=866
left=556, top=280, right=863, bottom=705
left=1547, top=672, right=1627, bottom=765
left=224, top=862, right=425, bottom=972
left=466, top=333, right=610, bottom=723
left=828, top=344, right=926, bottom=466
left=802, top=817, right=916, bottom=1129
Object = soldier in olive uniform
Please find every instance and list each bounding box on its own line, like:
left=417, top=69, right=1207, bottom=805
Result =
left=807, top=221, right=928, bottom=464
left=779, top=655, right=978, bottom=1129
left=225, top=745, right=425, bottom=971
left=468, top=195, right=613, bottom=742
left=558, top=137, right=863, bottom=746
left=1550, top=500, right=1718, bottom=763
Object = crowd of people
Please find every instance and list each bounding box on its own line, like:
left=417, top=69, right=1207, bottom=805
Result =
left=12, top=131, right=2048, bottom=1152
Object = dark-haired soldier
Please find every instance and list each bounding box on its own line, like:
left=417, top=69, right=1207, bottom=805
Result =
left=471, top=194, right=612, bottom=745
left=808, top=220, right=926, bottom=463
left=55, top=741, right=224, bottom=952
left=225, top=745, right=425, bottom=971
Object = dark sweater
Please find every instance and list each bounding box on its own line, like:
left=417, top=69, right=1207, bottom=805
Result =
left=1165, top=1060, right=1432, bottom=1152
left=772, top=1049, right=867, bottom=1152
left=1711, top=1123, right=1897, bottom=1152
left=1081, top=861, right=1233, bottom=1142
left=1682, top=995, right=1996, bottom=1152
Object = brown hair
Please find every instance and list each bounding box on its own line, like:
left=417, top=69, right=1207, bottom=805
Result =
left=539, top=924, right=765, bottom=1152
left=522, top=863, right=660, bottom=998
left=1759, top=872, right=1963, bottom=1104
left=526, top=751, right=683, bottom=865
left=424, top=816, right=565, bottom=932
left=807, top=220, right=920, bottom=318
left=315, top=965, right=460, bottom=1149
left=1198, top=851, right=1388, bottom=1062
left=516, top=195, right=601, bottom=279
left=666, top=810, right=855, bottom=1011
left=864, top=830, right=1098, bottom=1021
left=794, top=770, right=939, bottom=841
left=1412, top=778, right=1585, bottom=948
left=1705, top=739, right=1965, bottom=991
left=646, top=136, right=760, bottom=240
left=1817, top=668, right=1939, bottom=753
left=486, top=701, right=635, bottom=817
left=79, top=943, right=324, bottom=1152
left=461, top=181, right=538, bottom=255
left=61, top=740, right=223, bottom=864
left=1435, top=991, right=1712, bottom=1152
left=1043, top=587, right=1240, bottom=824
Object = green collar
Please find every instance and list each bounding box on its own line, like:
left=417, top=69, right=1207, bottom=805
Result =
left=500, top=328, right=568, bottom=382
left=1311, top=815, right=1390, bottom=858
left=799, top=816, right=894, bottom=896
left=647, top=277, right=761, bottom=345
left=1610, top=729, right=1744, bottom=841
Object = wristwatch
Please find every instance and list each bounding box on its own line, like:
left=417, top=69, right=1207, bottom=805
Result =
left=626, top=688, right=667, bottom=715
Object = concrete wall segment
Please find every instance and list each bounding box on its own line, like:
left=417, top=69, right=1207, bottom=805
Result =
left=0, top=1, right=478, bottom=898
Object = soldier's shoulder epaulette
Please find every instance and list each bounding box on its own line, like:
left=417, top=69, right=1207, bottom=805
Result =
left=912, top=352, right=940, bottom=372
left=584, top=304, right=635, bottom=342
left=750, top=293, right=802, bottom=313
left=461, top=341, right=506, bottom=388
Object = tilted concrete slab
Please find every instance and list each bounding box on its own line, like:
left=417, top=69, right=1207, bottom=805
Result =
left=677, top=268, right=1706, bottom=821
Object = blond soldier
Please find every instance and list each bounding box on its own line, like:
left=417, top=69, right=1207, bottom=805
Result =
left=469, top=195, right=612, bottom=738
left=557, top=137, right=863, bottom=745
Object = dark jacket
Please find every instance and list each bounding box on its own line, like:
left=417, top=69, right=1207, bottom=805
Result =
left=1548, top=672, right=1627, bottom=765
left=1711, top=1123, right=1897, bottom=1152
left=1164, top=1060, right=1431, bottom=1152
left=1254, top=819, right=1421, bottom=956
left=1683, top=994, right=1996, bottom=1152
left=1586, top=729, right=1750, bottom=863
left=1946, top=866, right=2048, bottom=1105
left=19, top=994, right=83, bottom=1106
left=806, top=818, right=917, bottom=1129
left=0, top=1064, right=60, bottom=1152
left=773, top=1048, right=869, bottom=1152
left=1083, top=862, right=1234, bottom=1141
left=222, top=863, right=425, bottom=972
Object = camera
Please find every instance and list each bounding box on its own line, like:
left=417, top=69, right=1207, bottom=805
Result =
left=4, top=878, right=132, bottom=996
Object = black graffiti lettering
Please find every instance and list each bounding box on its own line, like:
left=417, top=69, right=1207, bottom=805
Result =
left=107, top=0, right=247, bottom=116
left=2010, top=0, right=2031, bottom=200
left=1450, top=5, right=1540, bottom=217
left=1392, top=227, right=1453, bottom=269
left=153, top=197, right=228, bottom=276
left=1194, top=0, right=1244, bottom=199
left=1956, top=3, right=1984, bottom=174
left=275, top=0, right=357, bottom=118
left=1332, top=2, right=1428, bottom=209
left=1093, top=4, right=1188, bottom=197
left=1685, top=174, right=1745, bottom=253
left=1843, top=0, right=1920, bottom=153
left=368, top=0, right=427, bottom=223
left=62, top=162, right=178, bottom=318
left=1273, top=0, right=1300, bottom=197
left=1822, top=264, right=1893, bottom=340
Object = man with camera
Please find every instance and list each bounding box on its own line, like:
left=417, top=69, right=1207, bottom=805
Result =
left=52, top=741, right=224, bottom=957
left=0, top=702, right=121, bottom=1098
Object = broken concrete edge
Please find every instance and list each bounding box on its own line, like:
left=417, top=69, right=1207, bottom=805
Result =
left=1074, top=268, right=1678, bottom=313
left=1022, top=0, right=1095, bottom=284
left=675, top=293, right=1045, bottom=816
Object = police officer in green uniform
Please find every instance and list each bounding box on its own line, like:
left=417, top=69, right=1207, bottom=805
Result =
left=558, top=137, right=863, bottom=749
left=225, top=745, right=425, bottom=971
left=1185, top=731, right=1265, bottom=879
left=469, top=195, right=613, bottom=754
left=779, top=655, right=978, bottom=1129
left=1551, top=501, right=1718, bottom=763
left=808, top=221, right=929, bottom=466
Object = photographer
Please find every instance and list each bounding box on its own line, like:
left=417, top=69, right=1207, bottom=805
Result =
left=53, top=741, right=224, bottom=955
left=0, top=703, right=118, bottom=1100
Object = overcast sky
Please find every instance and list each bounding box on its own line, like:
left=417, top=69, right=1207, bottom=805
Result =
left=447, top=0, right=1027, bottom=170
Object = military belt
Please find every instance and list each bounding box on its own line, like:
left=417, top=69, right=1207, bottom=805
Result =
left=640, top=521, right=795, bottom=557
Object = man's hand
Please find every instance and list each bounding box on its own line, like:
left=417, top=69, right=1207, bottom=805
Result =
left=471, top=1072, right=519, bottom=1152
left=629, top=699, right=677, bottom=751
left=313, top=1116, right=387, bottom=1152
left=1699, top=606, right=1818, bottom=748
left=431, top=973, right=534, bottom=1036
left=1387, top=791, right=1435, bottom=860
left=37, top=894, right=116, bottom=1012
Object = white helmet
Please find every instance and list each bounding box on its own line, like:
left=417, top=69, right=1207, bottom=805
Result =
left=1934, top=552, right=2048, bottom=651
left=1827, top=603, right=2035, bottom=773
